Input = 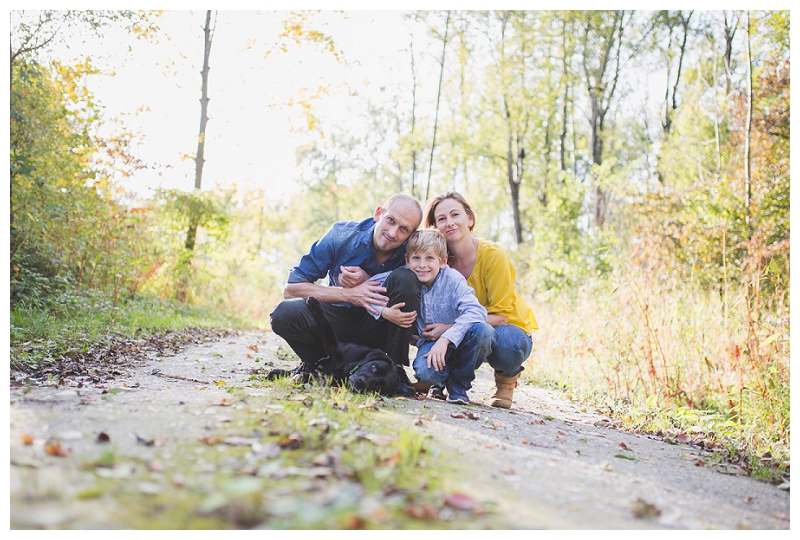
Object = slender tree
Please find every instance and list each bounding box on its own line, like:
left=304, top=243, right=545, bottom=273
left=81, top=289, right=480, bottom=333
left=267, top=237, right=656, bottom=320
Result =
left=425, top=10, right=450, bottom=201
left=179, top=10, right=216, bottom=301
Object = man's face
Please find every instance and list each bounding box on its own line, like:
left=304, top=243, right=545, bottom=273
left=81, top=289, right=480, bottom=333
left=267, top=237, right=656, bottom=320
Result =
left=372, top=201, right=420, bottom=254
left=406, top=250, right=446, bottom=287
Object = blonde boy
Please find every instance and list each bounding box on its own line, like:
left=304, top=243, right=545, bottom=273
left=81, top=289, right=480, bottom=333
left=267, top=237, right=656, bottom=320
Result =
left=395, top=229, right=493, bottom=404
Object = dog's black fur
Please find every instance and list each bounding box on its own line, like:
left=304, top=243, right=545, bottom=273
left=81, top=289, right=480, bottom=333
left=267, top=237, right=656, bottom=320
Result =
left=267, top=296, right=416, bottom=397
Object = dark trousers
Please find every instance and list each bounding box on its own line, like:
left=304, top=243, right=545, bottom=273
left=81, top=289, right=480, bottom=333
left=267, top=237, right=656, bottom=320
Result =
left=269, top=267, right=421, bottom=366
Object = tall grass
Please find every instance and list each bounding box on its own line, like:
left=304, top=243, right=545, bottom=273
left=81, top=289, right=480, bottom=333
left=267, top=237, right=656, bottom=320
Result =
left=526, top=265, right=789, bottom=462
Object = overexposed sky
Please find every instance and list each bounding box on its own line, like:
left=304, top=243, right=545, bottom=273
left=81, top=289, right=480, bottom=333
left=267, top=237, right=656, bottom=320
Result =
left=64, top=10, right=433, bottom=202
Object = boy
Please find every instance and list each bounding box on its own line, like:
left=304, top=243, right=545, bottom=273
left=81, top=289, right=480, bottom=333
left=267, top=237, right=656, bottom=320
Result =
left=384, top=229, right=493, bottom=404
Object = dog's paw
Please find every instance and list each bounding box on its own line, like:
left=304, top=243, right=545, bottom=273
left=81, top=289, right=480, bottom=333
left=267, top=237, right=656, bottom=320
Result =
left=306, top=296, right=322, bottom=314
left=266, top=369, right=294, bottom=380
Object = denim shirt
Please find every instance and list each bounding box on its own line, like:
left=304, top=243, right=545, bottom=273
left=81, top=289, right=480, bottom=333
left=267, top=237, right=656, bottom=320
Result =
left=416, top=265, right=487, bottom=348
left=287, top=217, right=407, bottom=289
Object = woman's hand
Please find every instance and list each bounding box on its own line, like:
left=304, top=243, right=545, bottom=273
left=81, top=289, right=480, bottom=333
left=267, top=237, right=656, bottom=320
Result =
left=488, top=314, right=509, bottom=327
left=420, top=323, right=453, bottom=341
left=381, top=302, right=417, bottom=328
left=425, top=338, right=450, bottom=371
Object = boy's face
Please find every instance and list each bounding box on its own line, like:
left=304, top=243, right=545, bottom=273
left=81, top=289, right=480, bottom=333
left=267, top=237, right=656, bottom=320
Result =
left=406, top=249, right=447, bottom=287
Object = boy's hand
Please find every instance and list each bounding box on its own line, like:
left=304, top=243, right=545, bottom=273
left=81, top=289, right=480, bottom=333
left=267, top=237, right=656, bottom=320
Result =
left=421, top=323, right=453, bottom=341
left=339, top=266, right=369, bottom=288
left=381, top=302, right=417, bottom=328
left=425, top=338, right=450, bottom=371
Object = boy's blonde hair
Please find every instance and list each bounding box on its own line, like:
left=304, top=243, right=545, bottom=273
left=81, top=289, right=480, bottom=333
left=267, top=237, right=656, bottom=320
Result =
left=406, top=229, right=448, bottom=261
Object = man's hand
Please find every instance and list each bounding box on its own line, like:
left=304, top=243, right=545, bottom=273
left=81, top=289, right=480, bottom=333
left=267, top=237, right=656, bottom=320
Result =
left=420, top=323, right=453, bottom=341
left=381, top=302, right=417, bottom=328
left=347, top=280, right=390, bottom=315
left=425, top=338, right=450, bottom=371
left=339, top=266, right=369, bottom=288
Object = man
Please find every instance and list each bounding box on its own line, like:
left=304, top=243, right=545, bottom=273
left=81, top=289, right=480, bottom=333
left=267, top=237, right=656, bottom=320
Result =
left=270, top=194, right=423, bottom=367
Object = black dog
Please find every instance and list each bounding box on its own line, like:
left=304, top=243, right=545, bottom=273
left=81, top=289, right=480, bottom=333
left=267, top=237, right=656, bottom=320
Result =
left=267, top=297, right=416, bottom=397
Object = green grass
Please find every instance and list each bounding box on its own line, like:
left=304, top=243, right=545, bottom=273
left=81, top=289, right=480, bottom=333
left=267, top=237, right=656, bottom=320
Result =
left=10, top=289, right=255, bottom=372
left=524, top=269, right=790, bottom=484
left=14, top=378, right=498, bottom=529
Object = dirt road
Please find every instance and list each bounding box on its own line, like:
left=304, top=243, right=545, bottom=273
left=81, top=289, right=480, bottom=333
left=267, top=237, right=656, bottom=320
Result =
left=9, top=330, right=791, bottom=529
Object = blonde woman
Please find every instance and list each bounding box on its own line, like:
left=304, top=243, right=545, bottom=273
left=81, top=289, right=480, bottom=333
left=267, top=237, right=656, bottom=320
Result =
left=423, top=192, right=538, bottom=408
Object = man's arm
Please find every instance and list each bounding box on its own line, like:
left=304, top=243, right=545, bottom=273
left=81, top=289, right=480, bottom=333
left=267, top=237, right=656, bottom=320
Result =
left=283, top=281, right=390, bottom=316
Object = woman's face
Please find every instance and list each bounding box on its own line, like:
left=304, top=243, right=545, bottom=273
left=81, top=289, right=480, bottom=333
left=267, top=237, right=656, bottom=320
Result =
left=432, top=198, right=474, bottom=242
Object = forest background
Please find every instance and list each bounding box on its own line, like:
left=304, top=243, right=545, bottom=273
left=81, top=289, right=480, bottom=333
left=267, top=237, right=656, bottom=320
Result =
left=8, top=10, right=791, bottom=479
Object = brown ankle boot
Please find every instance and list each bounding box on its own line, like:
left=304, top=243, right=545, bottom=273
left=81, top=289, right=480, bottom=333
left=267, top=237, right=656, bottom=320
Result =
left=490, top=372, right=520, bottom=409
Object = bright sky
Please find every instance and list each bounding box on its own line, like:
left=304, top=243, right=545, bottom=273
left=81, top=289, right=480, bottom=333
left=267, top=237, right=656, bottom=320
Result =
left=48, top=9, right=436, bottom=203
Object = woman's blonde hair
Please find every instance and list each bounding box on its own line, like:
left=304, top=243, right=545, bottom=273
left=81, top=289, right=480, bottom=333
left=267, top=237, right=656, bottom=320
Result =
left=406, top=228, right=448, bottom=261
left=423, top=191, right=476, bottom=231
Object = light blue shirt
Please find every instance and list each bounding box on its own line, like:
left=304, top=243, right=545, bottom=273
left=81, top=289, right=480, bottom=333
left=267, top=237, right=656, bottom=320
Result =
left=415, top=265, right=487, bottom=348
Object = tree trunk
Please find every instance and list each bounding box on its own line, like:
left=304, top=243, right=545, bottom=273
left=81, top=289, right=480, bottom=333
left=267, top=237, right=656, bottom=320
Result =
left=743, top=10, right=753, bottom=234
left=583, top=10, right=625, bottom=229
left=425, top=10, right=450, bottom=201
left=178, top=10, right=215, bottom=302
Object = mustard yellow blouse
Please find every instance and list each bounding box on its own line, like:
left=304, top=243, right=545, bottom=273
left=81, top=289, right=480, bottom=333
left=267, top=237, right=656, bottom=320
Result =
left=463, top=240, right=538, bottom=334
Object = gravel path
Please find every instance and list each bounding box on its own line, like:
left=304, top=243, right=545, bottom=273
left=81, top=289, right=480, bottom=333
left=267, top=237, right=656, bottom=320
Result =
left=9, top=330, right=791, bottom=529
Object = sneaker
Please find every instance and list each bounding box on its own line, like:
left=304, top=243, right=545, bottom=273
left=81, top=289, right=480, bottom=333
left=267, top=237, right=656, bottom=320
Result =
left=445, top=383, right=469, bottom=405
left=428, top=384, right=446, bottom=400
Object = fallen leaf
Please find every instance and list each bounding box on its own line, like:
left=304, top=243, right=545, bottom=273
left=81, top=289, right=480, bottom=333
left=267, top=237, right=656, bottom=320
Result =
left=521, top=439, right=530, bottom=445
left=405, top=502, right=439, bottom=520
left=556, top=436, right=566, bottom=443
left=619, top=442, right=631, bottom=451
left=97, top=432, right=110, bottom=443
left=694, top=460, right=706, bottom=467
left=557, top=430, right=568, bottom=436
left=45, top=441, right=71, bottom=457
left=529, top=420, right=545, bottom=425
left=199, top=436, right=221, bottom=445
left=223, top=436, right=260, bottom=446
left=451, top=413, right=466, bottom=419
left=615, top=453, right=636, bottom=461
left=631, top=498, right=661, bottom=518
left=215, top=380, right=226, bottom=387
left=772, top=513, right=790, bottom=521
left=677, top=433, right=691, bottom=444
left=248, top=345, right=259, bottom=352
left=135, top=432, right=155, bottom=446
left=743, top=497, right=754, bottom=504
left=214, top=398, right=231, bottom=406
left=445, top=492, right=479, bottom=511
left=364, top=434, right=396, bottom=446
left=340, top=514, right=366, bottom=530
left=464, top=411, right=480, bottom=420
left=20, top=433, right=33, bottom=445
left=277, top=432, right=303, bottom=449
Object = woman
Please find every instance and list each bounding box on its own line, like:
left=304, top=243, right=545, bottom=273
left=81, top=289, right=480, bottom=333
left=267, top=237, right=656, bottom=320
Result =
left=422, top=191, right=538, bottom=408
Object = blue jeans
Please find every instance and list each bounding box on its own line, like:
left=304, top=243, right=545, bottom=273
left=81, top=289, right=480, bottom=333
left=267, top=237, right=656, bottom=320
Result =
left=478, top=324, right=532, bottom=377
left=412, top=322, right=494, bottom=390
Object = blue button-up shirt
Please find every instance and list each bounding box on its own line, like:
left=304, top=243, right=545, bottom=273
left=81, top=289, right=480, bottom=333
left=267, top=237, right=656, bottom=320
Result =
left=416, top=265, right=487, bottom=348
left=287, top=217, right=408, bottom=289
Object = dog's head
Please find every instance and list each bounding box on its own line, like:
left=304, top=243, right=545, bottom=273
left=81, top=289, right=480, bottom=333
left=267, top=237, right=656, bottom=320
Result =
left=342, top=349, right=416, bottom=396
